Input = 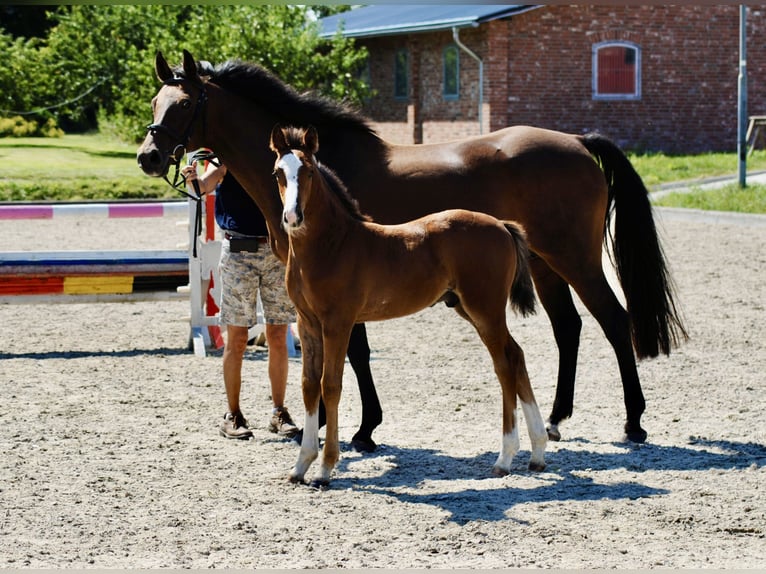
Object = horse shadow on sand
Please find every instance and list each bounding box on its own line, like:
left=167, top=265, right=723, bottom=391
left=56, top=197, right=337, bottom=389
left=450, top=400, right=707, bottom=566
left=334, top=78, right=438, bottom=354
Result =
left=0, top=347, right=190, bottom=360
left=329, top=436, right=766, bottom=525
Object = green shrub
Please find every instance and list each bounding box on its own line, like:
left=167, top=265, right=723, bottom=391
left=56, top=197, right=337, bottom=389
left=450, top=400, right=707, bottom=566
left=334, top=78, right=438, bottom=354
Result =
left=0, top=115, right=63, bottom=138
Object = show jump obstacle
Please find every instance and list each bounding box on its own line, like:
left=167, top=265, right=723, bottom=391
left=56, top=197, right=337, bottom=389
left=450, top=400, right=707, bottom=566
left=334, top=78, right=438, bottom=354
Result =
left=0, top=197, right=230, bottom=357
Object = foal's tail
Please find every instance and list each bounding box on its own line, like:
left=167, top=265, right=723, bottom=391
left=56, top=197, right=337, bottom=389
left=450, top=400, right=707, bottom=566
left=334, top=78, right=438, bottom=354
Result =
left=503, top=221, right=536, bottom=318
left=580, top=132, right=688, bottom=358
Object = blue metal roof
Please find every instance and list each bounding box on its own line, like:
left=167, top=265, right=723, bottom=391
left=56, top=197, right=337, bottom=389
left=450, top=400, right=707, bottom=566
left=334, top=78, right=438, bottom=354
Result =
left=318, top=5, right=540, bottom=39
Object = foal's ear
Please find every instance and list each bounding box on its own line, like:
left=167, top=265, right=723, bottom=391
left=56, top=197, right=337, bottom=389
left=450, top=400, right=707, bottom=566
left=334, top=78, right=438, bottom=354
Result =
left=303, top=125, right=319, bottom=155
left=155, top=51, right=173, bottom=83
left=269, top=124, right=287, bottom=153
left=182, top=49, right=199, bottom=82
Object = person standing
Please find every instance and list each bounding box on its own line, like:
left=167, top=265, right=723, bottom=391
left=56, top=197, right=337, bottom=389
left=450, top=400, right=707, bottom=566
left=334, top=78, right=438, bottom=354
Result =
left=182, top=156, right=299, bottom=440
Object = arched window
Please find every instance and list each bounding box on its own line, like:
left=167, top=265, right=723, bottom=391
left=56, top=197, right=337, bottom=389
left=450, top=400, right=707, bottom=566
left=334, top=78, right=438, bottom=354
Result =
left=443, top=45, right=459, bottom=99
left=593, top=41, right=641, bottom=100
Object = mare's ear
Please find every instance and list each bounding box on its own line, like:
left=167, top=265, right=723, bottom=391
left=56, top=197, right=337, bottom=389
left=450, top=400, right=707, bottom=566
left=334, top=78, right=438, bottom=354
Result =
left=303, top=125, right=319, bottom=155
left=182, top=49, right=199, bottom=82
left=155, top=51, right=173, bottom=83
left=269, top=124, right=287, bottom=153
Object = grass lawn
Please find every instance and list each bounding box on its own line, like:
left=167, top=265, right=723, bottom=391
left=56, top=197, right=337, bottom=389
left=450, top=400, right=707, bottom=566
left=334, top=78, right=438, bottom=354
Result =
left=0, top=133, right=174, bottom=201
left=1, top=133, right=765, bottom=213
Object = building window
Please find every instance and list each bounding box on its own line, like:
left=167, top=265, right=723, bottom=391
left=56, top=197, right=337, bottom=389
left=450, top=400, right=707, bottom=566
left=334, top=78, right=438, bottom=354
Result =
left=443, top=45, right=459, bottom=99
left=593, top=41, right=641, bottom=100
left=394, top=49, right=408, bottom=100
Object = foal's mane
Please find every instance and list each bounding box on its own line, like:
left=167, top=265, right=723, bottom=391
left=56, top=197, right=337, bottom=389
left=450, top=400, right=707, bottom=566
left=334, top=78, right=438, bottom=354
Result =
left=182, top=59, right=377, bottom=136
left=280, top=126, right=371, bottom=223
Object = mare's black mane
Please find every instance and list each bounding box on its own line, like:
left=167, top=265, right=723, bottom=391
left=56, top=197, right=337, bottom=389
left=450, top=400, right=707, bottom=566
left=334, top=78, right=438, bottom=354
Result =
left=178, top=59, right=376, bottom=136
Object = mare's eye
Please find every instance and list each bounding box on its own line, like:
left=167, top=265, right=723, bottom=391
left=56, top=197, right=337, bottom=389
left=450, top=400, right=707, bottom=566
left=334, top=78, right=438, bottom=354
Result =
left=181, top=100, right=191, bottom=109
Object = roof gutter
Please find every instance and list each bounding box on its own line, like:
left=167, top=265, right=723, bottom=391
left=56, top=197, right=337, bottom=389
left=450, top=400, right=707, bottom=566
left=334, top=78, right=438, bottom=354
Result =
left=452, top=26, right=483, bottom=134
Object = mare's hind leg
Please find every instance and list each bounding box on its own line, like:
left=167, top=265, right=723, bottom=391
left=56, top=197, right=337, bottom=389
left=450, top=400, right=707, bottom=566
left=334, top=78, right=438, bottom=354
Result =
left=529, top=257, right=582, bottom=441
left=346, top=323, right=382, bottom=452
left=570, top=271, right=647, bottom=442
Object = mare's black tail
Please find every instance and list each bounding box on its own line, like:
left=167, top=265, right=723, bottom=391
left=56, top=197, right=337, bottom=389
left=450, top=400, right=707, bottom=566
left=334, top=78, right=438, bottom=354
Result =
left=580, top=132, right=688, bottom=358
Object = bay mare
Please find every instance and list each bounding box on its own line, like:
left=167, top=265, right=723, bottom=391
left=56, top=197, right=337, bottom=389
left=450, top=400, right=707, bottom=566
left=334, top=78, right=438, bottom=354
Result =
left=137, top=50, right=687, bottom=448
left=270, top=124, right=546, bottom=487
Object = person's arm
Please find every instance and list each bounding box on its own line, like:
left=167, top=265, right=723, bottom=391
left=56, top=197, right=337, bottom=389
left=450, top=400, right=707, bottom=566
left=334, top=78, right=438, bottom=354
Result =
left=181, top=159, right=227, bottom=195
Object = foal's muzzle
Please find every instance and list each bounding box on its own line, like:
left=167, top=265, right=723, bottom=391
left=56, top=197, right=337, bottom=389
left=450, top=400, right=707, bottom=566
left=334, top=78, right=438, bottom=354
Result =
left=282, top=208, right=304, bottom=232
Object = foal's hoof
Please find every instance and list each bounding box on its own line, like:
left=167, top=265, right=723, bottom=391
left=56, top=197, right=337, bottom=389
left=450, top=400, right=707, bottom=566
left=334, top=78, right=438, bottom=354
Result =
left=351, top=435, right=377, bottom=453
left=491, top=465, right=510, bottom=477
left=309, top=478, right=330, bottom=491
left=624, top=423, right=648, bottom=444
left=528, top=461, right=547, bottom=472
left=546, top=424, right=561, bottom=442
left=288, top=475, right=305, bottom=485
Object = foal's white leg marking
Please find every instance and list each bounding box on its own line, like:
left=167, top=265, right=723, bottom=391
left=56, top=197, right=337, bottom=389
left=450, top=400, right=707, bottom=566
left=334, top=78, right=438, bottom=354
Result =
left=277, top=152, right=303, bottom=229
left=290, top=410, right=319, bottom=482
left=493, top=416, right=520, bottom=476
left=521, top=400, right=548, bottom=471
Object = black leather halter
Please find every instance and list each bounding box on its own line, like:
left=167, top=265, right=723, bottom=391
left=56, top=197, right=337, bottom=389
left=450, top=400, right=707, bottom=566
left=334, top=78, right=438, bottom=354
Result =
left=145, top=76, right=219, bottom=256
left=145, top=76, right=211, bottom=195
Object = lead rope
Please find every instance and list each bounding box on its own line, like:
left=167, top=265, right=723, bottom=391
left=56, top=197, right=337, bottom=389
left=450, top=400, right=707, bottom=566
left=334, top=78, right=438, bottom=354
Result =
left=179, top=150, right=221, bottom=258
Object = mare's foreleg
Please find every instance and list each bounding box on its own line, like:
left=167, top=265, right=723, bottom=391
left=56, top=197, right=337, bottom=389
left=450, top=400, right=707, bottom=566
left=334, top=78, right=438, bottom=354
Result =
left=290, top=321, right=322, bottom=484
left=530, top=258, right=582, bottom=441
left=346, top=323, right=382, bottom=452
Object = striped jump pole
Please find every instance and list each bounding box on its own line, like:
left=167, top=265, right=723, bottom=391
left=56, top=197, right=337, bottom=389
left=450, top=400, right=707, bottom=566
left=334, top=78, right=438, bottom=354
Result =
left=0, top=249, right=189, bottom=304
left=0, top=200, right=187, bottom=220
left=0, top=198, right=222, bottom=356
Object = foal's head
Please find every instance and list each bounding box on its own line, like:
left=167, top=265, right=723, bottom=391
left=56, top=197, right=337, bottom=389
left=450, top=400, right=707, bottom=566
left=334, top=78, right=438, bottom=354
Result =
left=270, top=124, right=318, bottom=235
left=270, top=124, right=369, bottom=236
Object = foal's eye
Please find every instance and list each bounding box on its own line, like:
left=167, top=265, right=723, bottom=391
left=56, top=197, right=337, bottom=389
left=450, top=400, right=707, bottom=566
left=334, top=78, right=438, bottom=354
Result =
left=181, top=99, right=191, bottom=109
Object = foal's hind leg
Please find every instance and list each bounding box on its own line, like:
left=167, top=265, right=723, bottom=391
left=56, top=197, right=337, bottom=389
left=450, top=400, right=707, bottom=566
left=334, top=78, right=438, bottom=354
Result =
left=457, top=305, right=547, bottom=474
left=489, top=331, right=547, bottom=474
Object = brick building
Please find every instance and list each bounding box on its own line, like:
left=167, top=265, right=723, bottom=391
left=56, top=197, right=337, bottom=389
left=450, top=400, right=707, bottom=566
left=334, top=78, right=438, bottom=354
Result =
left=319, top=4, right=766, bottom=153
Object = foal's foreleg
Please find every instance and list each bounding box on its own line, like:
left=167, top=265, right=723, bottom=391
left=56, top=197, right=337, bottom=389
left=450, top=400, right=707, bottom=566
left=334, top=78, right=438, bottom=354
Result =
left=290, top=323, right=322, bottom=484
left=312, top=327, right=352, bottom=488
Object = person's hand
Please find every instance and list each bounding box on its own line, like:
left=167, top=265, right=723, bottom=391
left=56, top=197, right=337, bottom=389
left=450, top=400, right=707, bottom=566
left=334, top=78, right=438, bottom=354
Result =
left=181, top=160, right=198, bottom=182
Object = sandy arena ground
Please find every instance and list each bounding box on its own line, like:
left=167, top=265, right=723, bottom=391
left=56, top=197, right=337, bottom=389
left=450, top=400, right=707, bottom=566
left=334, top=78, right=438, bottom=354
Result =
left=0, top=205, right=764, bottom=568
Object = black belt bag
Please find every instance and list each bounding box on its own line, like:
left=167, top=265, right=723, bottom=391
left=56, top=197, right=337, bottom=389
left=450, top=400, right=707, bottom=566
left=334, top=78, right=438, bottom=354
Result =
left=226, top=234, right=269, bottom=253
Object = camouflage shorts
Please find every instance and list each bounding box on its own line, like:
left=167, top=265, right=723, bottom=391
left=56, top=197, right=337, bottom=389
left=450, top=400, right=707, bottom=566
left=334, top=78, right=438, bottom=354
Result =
left=218, top=239, right=296, bottom=327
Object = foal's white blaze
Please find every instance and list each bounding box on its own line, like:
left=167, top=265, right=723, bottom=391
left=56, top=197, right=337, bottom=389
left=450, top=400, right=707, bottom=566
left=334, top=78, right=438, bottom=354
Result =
left=278, top=152, right=303, bottom=230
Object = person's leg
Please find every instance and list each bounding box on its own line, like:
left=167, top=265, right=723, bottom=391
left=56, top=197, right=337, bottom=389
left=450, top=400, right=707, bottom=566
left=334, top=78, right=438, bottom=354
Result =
left=265, top=323, right=289, bottom=408
left=259, top=250, right=299, bottom=437
left=223, top=324, right=250, bottom=414
left=218, top=241, right=261, bottom=439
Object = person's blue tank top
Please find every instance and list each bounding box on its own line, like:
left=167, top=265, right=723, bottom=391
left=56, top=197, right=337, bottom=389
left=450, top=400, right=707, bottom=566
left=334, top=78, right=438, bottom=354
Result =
left=214, top=171, right=268, bottom=236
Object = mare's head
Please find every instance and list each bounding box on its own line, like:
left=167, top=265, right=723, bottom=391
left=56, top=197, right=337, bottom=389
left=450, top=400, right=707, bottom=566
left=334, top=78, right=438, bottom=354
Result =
left=137, top=50, right=210, bottom=178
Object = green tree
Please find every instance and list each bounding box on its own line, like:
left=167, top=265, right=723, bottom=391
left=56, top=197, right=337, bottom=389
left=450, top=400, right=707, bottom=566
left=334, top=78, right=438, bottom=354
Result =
left=26, top=5, right=369, bottom=141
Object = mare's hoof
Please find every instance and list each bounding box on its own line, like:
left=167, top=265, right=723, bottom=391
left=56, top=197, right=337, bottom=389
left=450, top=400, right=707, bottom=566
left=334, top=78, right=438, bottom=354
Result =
left=546, top=424, right=561, bottom=442
left=288, top=474, right=305, bottom=485
left=624, top=424, right=648, bottom=443
left=528, top=461, right=547, bottom=472
left=491, top=465, right=510, bottom=477
left=351, top=436, right=377, bottom=453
